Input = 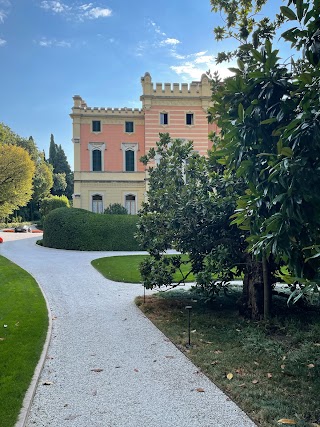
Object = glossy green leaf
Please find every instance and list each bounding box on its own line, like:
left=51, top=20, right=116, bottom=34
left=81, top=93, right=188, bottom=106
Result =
left=280, top=6, right=297, bottom=20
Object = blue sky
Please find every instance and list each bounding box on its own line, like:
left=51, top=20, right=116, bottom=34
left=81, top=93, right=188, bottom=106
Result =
left=0, top=0, right=288, bottom=168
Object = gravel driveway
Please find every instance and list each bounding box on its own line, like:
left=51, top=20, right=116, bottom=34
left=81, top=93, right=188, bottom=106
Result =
left=1, top=233, right=256, bottom=427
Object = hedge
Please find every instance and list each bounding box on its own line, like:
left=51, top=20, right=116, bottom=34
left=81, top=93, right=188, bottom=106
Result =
left=43, top=207, right=141, bottom=251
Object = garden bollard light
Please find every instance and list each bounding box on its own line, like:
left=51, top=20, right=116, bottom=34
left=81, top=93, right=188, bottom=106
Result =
left=185, top=305, right=192, bottom=346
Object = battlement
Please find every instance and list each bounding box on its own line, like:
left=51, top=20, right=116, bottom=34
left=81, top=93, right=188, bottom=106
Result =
left=72, top=96, right=143, bottom=116
left=140, top=72, right=211, bottom=98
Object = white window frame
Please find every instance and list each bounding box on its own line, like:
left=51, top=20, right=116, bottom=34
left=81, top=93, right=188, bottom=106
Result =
left=88, top=142, right=105, bottom=172
left=124, top=193, right=137, bottom=215
left=90, top=192, right=104, bottom=213
left=160, top=111, right=169, bottom=126
left=121, top=143, right=138, bottom=172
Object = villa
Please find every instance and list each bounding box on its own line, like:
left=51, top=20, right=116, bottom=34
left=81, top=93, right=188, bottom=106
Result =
left=70, top=72, right=217, bottom=214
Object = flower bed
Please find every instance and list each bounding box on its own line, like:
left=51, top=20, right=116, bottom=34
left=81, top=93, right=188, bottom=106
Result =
left=32, top=230, right=43, bottom=233
left=2, top=229, right=14, bottom=232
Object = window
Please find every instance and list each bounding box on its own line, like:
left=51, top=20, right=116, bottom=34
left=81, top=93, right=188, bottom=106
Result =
left=125, top=150, right=135, bottom=172
left=92, top=149, right=102, bottom=171
left=125, top=121, right=134, bottom=133
left=186, top=113, right=194, bottom=126
left=121, top=143, right=138, bottom=172
left=92, top=194, right=103, bottom=213
left=88, top=142, right=105, bottom=172
left=160, top=112, right=168, bottom=125
left=125, top=194, right=136, bottom=215
left=92, top=120, right=101, bottom=132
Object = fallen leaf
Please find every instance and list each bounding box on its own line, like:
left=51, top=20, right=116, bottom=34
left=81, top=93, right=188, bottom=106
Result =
left=314, top=343, right=320, bottom=347
left=204, top=341, right=213, bottom=344
left=311, top=423, right=320, bottom=427
left=211, top=361, right=218, bottom=365
left=3, top=325, right=7, bottom=328
left=277, top=419, right=296, bottom=425
left=253, top=361, right=259, bottom=366
left=42, top=381, right=53, bottom=385
left=165, top=355, right=174, bottom=359
left=214, top=350, right=222, bottom=354
left=282, top=356, right=286, bottom=360
left=236, top=329, right=241, bottom=332
left=191, top=329, right=197, bottom=333
left=281, top=365, right=286, bottom=370
left=134, top=368, right=139, bottom=372
left=196, top=388, right=205, bottom=392
left=91, top=368, right=103, bottom=373
left=226, top=373, right=233, bottom=380
left=238, top=383, right=246, bottom=387
left=307, top=364, right=315, bottom=369
left=0, top=337, right=5, bottom=341
left=252, top=379, right=259, bottom=384
left=92, top=390, right=97, bottom=396
left=15, top=322, right=19, bottom=326
left=267, top=373, right=273, bottom=379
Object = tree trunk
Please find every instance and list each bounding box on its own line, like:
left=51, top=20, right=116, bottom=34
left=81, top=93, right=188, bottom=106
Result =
left=238, top=254, right=264, bottom=320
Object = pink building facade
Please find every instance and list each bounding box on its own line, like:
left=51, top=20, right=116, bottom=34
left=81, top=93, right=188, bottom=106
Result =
left=71, top=72, right=217, bottom=214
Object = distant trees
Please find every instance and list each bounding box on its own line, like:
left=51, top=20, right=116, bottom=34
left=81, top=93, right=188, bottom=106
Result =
left=0, top=144, right=35, bottom=218
left=48, top=134, right=73, bottom=199
left=0, top=124, right=73, bottom=222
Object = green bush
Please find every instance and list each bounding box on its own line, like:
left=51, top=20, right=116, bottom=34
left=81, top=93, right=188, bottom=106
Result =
left=104, top=203, right=128, bottom=215
left=43, top=207, right=141, bottom=251
left=40, top=195, right=70, bottom=217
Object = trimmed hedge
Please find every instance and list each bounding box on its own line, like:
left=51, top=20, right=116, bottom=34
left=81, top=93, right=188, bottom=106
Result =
left=43, top=207, right=141, bottom=251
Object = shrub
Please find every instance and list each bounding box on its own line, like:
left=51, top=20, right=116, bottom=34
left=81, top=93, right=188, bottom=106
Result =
left=104, top=203, right=128, bottom=215
left=40, top=195, right=70, bottom=217
left=43, top=207, right=141, bottom=251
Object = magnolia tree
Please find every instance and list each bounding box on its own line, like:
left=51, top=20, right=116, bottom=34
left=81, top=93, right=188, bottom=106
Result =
left=136, top=133, right=245, bottom=301
left=209, top=0, right=320, bottom=315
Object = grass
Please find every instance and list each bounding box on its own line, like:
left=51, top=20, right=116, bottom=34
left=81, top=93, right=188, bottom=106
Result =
left=0, top=256, right=48, bottom=427
left=91, top=254, right=195, bottom=283
left=136, top=288, right=320, bottom=427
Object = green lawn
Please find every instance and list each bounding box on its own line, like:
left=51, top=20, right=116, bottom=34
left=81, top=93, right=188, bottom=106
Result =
left=91, top=254, right=195, bottom=283
left=0, top=256, right=48, bottom=427
left=137, top=289, right=320, bottom=427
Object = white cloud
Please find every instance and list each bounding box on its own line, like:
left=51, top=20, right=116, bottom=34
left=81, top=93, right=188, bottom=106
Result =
left=83, top=7, right=112, bottom=19
left=170, top=51, right=235, bottom=80
left=40, top=1, right=112, bottom=21
left=79, top=3, right=93, bottom=10
left=0, top=0, right=10, bottom=23
left=160, top=38, right=180, bottom=46
left=37, top=37, right=71, bottom=47
left=40, top=1, right=70, bottom=13
left=149, top=20, right=166, bottom=36
left=0, top=37, right=6, bottom=46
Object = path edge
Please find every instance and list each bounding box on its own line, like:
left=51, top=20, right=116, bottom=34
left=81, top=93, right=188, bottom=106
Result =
left=15, top=278, right=53, bottom=427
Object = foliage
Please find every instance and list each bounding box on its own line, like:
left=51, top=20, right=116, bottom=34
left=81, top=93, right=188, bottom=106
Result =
left=52, top=172, right=67, bottom=196
left=0, top=144, right=35, bottom=218
left=39, top=195, right=70, bottom=218
left=0, top=256, right=48, bottom=427
left=209, top=1, right=320, bottom=287
left=0, top=124, right=54, bottom=221
left=210, top=0, right=282, bottom=62
left=43, top=208, right=141, bottom=251
left=136, top=133, right=244, bottom=296
left=48, top=134, right=73, bottom=199
left=104, top=203, right=128, bottom=215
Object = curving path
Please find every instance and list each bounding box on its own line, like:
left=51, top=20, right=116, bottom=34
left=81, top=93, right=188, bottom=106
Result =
left=1, top=234, right=256, bottom=427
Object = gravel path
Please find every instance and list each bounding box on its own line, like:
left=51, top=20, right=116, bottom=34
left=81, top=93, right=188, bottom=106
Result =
left=1, top=234, right=256, bottom=427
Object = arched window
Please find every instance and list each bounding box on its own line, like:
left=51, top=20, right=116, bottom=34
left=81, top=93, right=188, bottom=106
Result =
left=92, top=149, right=102, bottom=171
left=125, top=150, right=135, bottom=172
left=92, top=194, right=103, bottom=213
left=125, top=194, right=136, bottom=215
